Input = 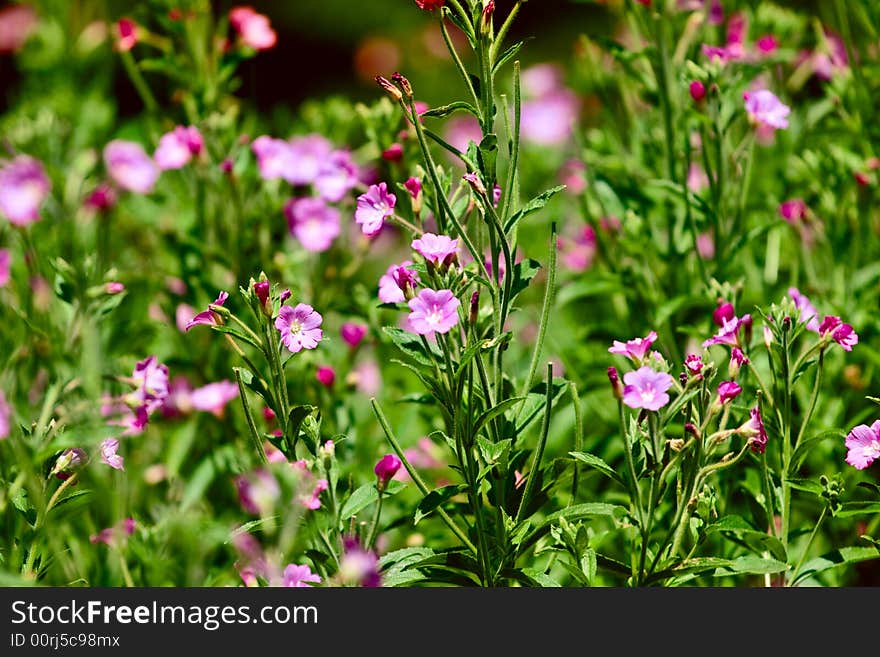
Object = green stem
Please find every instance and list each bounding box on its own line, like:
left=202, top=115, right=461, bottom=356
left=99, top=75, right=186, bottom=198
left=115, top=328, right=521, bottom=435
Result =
left=514, top=362, right=554, bottom=525
left=235, top=368, right=269, bottom=465
left=790, top=506, right=827, bottom=586
left=365, top=491, right=384, bottom=551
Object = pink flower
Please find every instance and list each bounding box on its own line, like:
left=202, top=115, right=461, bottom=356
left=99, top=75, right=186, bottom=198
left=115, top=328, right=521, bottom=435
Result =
left=713, top=302, right=736, bottom=327
left=90, top=517, right=135, bottom=545
left=285, top=135, right=333, bottom=185
left=84, top=184, right=117, bottom=212
left=185, top=291, right=229, bottom=331
left=0, top=4, right=37, bottom=54
left=382, top=143, right=404, bottom=162
left=819, top=316, right=858, bottom=351
left=689, top=80, right=706, bottom=102
left=190, top=381, right=239, bottom=417
left=696, top=232, right=715, bottom=260
left=684, top=353, right=704, bottom=376
left=703, top=314, right=750, bottom=348
left=404, top=177, right=422, bottom=200
left=355, top=182, right=396, bottom=236
left=275, top=304, right=324, bottom=353
left=558, top=225, right=596, bottom=272
left=129, top=355, right=170, bottom=415
left=0, top=390, right=10, bottom=440
left=104, top=140, right=159, bottom=194
left=301, top=478, right=328, bottom=510
left=779, top=199, right=808, bottom=224
left=739, top=406, right=768, bottom=454
left=316, top=365, right=335, bottom=388
left=339, top=536, right=381, bottom=587
left=622, top=367, right=674, bottom=411
left=236, top=468, right=280, bottom=516
left=788, top=287, right=820, bottom=332
left=282, top=564, right=321, bottom=588
left=0, top=249, right=9, bottom=288
left=285, top=197, right=341, bottom=252
left=756, top=34, right=778, bottom=56
left=744, top=89, right=790, bottom=130
left=230, top=6, right=276, bottom=50
left=444, top=115, right=482, bottom=155
left=251, top=136, right=294, bottom=181
left=341, top=322, right=368, bottom=348
left=415, top=0, right=445, bottom=10
left=687, top=163, right=709, bottom=192
left=374, top=454, right=402, bottom=484
left=105, top=281, right=125, bottom=295
left=116, top=18, right=137, bottom=52
left=521, top=90, right=580, bottom=146
left=608, top=331, right=658, bottom=363
left=314, top=151, right=358, bottom=202
left=717, top=381, right=742, bottom=404
left=348, top=359, right=381, bottom=396
left=0, top=156, right=51, bottom=225
left=154, top=126, right=203, bottom=170
left=407, top=289, right=460, bottom=335
left=379, top=261, right=420, bottom=303
left=731, top=347, right=749, bottom=368
left=411, top=233, right=459, bottom=269
left=100, top=438, right=124, bottom=471
left=844, top=421, right=880, bottom=470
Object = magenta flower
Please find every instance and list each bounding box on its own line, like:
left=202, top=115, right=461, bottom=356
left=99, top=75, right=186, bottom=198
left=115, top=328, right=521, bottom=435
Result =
left=286, top=135, right=333, bottom=185
left=788, top=287, right=820, bottom=332
left=90, top=517, right=135, bottom=546
left=743, top=89, right=790, bottom=130
left=739, top=406, right=769, bottom=454
left=779, top=199, right=808, bottom=224
left=185, top=291, right=229, bottom=331
left=190, top=381, right=239, bottom=417
left=756, top=34, right=778, bottom=56
left=100, top=438, right=124, bottom=471
left=731, top=347, right=749, bottom=368
left=717, top=381, right=742, bottom=404
left=300, top=478, right=328, bottom=510
left=689, top=80, right=706, bottom=102
left=339, top=536, right=381, bottom=587
left=844, top=421, right=880, bottom=470
left=341, top=322, right=368, bottom=348
left=404, top=177, right=421, bottom=200
left=407, top=289, right=460, bottom=336
left=128, top=355, right=170, bottom=415
left=355, top=182, right=397, bottom=236
left=0, top=390, right=10, bottom=440
left=378, top=260, right=419, bottom=303
left=315, top=365, right=335, bottom=388
left=622, top=367, right=674, bottom=411
left=0, top=249, right=9, bottom=288
left=282, top=564, right=321, bottom=588
left=0, top=155, right=51, bottom=225
left=285, top=197, right=341, bottom=252
left=154, top=126, right=203, bottom=170
left=819, top=316, right=858, bottom=351
left=314, top=150, right=358, bottom=202
left=412, top=233, right=459, bottom=269
left=103, top=140, right=159, bottom=194
left=608, top=330, right=658, bottom=363
left=374, top=454, right=402, bottom=484
left=229, top=6, right=276, bottom=50
left=713, top=301, right=736, bottom=327
left=236, top=468, right=280, bottom=516
left=684, top=353, right=704, bottom=376
left=276, top=303, right=323, bottom=353
left=703, top=314, right=750, bottom=348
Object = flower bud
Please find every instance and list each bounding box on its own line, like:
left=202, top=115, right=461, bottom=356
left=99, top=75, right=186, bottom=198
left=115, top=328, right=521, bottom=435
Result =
left=374, top=454, right=402, bottom=492
left=391, top=72, right=413, bottom=99
left=607, top=366, right=623, bottom=400
left=469, top=290, right=480, bottom=326
left=375, top=75, right=402, bottom=102
left=689, top=80, right=706, bottom=102
left=316, top=365, right=335, bottom=388
left=254, top=280, right=270, bottom=314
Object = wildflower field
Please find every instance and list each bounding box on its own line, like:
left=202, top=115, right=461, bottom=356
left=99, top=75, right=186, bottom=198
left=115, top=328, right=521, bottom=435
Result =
left=1, top=0, right=879, bottom=589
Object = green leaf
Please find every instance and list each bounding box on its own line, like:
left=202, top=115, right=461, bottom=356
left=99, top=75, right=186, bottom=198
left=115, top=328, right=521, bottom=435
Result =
left=792, top=547, right=880, bottom=585
left=504, top=185, right=566, bottom=233
left=477, top=437, right=512, bottom=466
left=287, top=405, right=317, bottom=455
left=786, top=477, right=823, bottom=496
left=704, top=515, right=788, bottom=562
left=833, top=501, right=880, bottom=518
left=383, top=327, right=439, bottom=366
left=508, top=259, right=542, bottom=303
left=521, top=567, right=562, bottom=587
left=414, top=485, right=466, bottom=525
left=210, top=324, right=262, bottom=350
left=789, top=430, right=846, bottom=473
left=181, top=458, right=215, bottom=512
left=473, top=397, right=526, bottom=437
left=339, top=484, right=378, bottom=521
left=520, top=503, right=625, bottom=550
left=568, top=451, right=625, bottom=487
left=715, top=555, right=789, bottom=576
left=493, top=39, right=532, bottom=73
left=419, top=101, right=479, bottom=119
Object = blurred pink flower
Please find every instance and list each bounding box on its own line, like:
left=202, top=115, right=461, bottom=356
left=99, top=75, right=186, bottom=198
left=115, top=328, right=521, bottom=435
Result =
left=286, top=135, right=333, bottom=185
left=0, top=156, right=51, bottom=226
left=0, top=4, right=37, bottom=53
left=0, top=249, right=9, bottom=288
left=557, top=225, right=596, bottom=272
left=104, top=140, right=159, bottom=194
left=348, top=359, right=381, bottom=396
left=0, top=390, right=10, bottom=440
left=341, top=322, right=368, bottom=348
left=285, top=197, right=341, bottom=252
left=190, top=381, right=239, bottom=417
left=314, top=151, right=359, bottom=202
left=282, top=564, right=321, bottom=588
left=154, top=126, right=203, bottom=170
left=100, top=438, right=124, bottom=471
left=230, top=6, right=276, bottom=50
left=744, top=89, right=790, bottom=130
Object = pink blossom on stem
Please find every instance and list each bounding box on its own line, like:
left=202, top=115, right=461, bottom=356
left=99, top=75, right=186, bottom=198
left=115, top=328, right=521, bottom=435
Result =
left=374, top=454, right=402, bottom=485
left=378, top=261, right=419, bottom=304
left=341, top=322, right=368, bottom=348
left=315, top=365, right=335, bottom=388
left=608, top=331, right=658, bottom=363
left=788, top=287, right=820, bottom=332
left=286, top=135, right=333, bottom=185
left=100, top=438, right=124, bottom=471
left=154, top=126, right=204, bottom=170
left=185, top=291, right=229, bottom=331
left=622, top=367, right=674, bottom=411
left=411, top=233, right=459, bottom=269
left=743, top=89, right=790, bottom=130
left=275, top=304, right=323, bottom=353
left=230, top=6, right=276, bottom=50
left=844, top=421, right=880, bottom=470
left=717, top=380, right=742, bottom=404
left=406, top=289, right=460, bottom=335
left=282, top=564, right=321, bottom=588
left=314, top=151, right=358, bottom=202
left=190, top=381, right=239, bottom=417
left=355, top=182, right=396, bottom=236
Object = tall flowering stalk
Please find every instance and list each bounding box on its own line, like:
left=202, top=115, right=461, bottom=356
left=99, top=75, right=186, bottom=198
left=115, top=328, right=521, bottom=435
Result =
left=371, top=0, right=573, bottom=586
